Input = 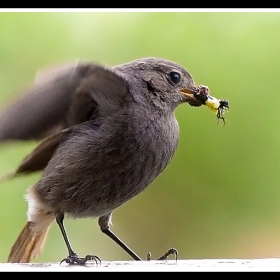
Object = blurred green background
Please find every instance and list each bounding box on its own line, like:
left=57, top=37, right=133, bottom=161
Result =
left=1, top=10, right=280, bottom=263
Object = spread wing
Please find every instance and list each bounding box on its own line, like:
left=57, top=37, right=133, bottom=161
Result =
left=0, top=61, right=130, bottom=180
left=0, top=61, right=129, bottom=142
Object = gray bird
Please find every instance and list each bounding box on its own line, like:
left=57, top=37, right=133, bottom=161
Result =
left=1, top=57, right=210, bottom=265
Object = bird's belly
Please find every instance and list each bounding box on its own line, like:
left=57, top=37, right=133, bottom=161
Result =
left=38, top=116, right=179, bottom=218
left=60, top=146, right=174, bottom=219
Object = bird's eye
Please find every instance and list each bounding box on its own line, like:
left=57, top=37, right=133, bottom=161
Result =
left=169, top=72, right=181, bottom=84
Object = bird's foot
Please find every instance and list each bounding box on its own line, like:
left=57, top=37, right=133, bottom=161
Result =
left=60, top=252, right=101, bottom=266
left=146, top=247, right=178, bottom=261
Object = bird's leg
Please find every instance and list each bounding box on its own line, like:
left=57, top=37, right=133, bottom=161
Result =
left=98, top=213, right=178, bottom=261
left=56, top=212, right=101, bottom=265
left=99, top=214, right=142, bottom=260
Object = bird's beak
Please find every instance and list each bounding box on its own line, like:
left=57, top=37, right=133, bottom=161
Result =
left=180, top=88, right=206, bottom=107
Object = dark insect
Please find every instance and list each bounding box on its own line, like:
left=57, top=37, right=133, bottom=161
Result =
left=217, top=100, right=229, bottom=125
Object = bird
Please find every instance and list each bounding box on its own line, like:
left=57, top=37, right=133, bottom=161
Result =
left=0, top=57, right=216, bottom=265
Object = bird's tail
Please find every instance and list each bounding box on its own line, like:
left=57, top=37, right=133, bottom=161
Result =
left=8, top=218, right=54, bottom=263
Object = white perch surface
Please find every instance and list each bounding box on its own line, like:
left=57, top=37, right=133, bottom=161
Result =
left=1, top=259, right=280, bottom=271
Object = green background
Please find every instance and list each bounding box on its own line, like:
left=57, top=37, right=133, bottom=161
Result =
left=1, top=11, right=280, bottom=263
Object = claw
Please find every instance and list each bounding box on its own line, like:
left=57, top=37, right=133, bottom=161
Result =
left=60, top=252, right=101, bottom=266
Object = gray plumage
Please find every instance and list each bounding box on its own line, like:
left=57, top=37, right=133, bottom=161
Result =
left=2, top=57, right=205, bottom=264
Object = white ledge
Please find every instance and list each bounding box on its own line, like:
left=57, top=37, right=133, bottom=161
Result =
left=1, top=259, right=280, bottom=271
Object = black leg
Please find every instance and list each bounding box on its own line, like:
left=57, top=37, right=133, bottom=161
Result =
left=56, top=212, right=101, bottom=265
left=98, top=213, right=178, bottom=261
left=102, top=227, right=142, bottom=260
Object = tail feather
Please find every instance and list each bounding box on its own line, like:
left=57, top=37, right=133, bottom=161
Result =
left=8, top=221, right=52, bottom=263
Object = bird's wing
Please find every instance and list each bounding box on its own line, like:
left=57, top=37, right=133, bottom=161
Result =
left=0, top=61, right=129, bottom=143
left=65, top=63, right=129, bottom=125
left=0, top=62, right=80, bottom=142
left=0, top=127, right=71, bottom=182
left=16, top=128, right=71, bottom=175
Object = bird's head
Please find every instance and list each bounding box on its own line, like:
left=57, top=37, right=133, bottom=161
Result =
left=114, top=57, right=206, bottom=111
